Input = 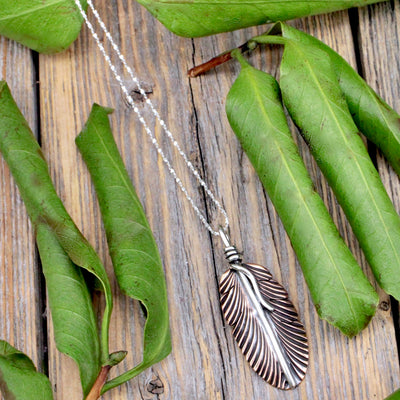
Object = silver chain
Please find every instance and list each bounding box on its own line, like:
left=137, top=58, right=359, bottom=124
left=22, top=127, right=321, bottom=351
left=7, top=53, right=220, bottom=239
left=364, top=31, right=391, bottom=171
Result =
left=73, top=0, right=229, bottom=237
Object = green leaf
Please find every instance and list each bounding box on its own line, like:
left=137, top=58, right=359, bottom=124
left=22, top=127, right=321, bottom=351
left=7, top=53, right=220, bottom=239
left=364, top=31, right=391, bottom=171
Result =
left=0, top=340, right=53, bottom=400
left=226, top=54, right=378, bottom=336
left=269, top=22, right=400, bottom=177
left=36, top=224, right=100, bottom=395
left=0, top=0, right=87, bottom=53
left=385, top=388, right=400, bottom=400
left=273, top=36, right=400, bottom=301
left=0, top=81, right=113, bottom=394
left=135, top=0, right=384, bottom=38
left=75, top=104, right=171, bottom=392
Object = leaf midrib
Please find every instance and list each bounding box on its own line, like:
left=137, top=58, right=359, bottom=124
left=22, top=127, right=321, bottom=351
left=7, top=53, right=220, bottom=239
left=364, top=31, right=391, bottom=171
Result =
left=90, top=115, right=145, bottom=213
left=292, top=44, right=400, bottom=272
left=0, top=0, right=69, bottom=23
left=80, top=109, right=170, bottom=389
left=246, top=68, right=359, bottom=324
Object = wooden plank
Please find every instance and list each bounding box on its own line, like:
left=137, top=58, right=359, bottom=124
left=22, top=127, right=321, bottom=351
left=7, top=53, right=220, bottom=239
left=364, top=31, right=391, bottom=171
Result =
left=37, top=3, right=400, bottom=400
left=357, top=3, right=400, bottom=397
left=39, top=1, right=221, bottom=397
left=357, top=2, right=400, bottom=215
left=0, top=38, right=43, bottom=397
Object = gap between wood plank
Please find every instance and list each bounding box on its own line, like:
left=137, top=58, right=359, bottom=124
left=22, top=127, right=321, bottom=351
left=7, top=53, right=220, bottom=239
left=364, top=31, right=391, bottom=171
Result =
left=391, top=297, right=400, bottom=364
left=187, top=37, right=228, bottom=400
left=31, top=50, right=49, bottom=376
left=348, top=8, right=380, bottom=168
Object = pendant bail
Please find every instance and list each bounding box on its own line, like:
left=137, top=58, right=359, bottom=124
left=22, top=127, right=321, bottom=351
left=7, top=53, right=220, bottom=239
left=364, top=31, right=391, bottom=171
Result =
left=219, top=227, right=242, bottom=264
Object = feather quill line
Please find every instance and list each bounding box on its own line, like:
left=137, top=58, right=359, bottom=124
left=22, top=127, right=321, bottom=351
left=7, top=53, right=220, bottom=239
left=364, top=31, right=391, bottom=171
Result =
left=232, top=264, right=274, bottom=311
left=233, top=266, right=298, bottom=388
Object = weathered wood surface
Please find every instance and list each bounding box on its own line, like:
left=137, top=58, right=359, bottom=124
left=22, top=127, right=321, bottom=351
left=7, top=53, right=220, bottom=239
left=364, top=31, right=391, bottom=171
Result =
left=1, top=1, right=400, bottom=399
left=0, top=38, right=44, bottom=377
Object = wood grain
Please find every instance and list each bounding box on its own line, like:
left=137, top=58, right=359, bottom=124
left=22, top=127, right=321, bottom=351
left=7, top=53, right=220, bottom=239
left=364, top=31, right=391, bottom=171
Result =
left=357, top=4, right=400, bottom=397
left=358, top=1, right=400, bottom=213
left=0, top=1, right=399, bottom=399
left=0, top=39, right=44, bottom=398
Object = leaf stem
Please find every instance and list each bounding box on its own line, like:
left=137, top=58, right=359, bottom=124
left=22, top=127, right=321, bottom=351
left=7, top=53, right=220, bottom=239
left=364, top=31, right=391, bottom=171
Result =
left=85, top=365, right=112, bottom=400
left=231, top=49, right=250, bottom=68
left=251, top=35, right=287, bottom=45
left=187, top=41, right=257, bottom=77
left=100, top=304, right=111, bottom=364
left=100, top=361, right=149, bottom=394
left=187, top=32, right=289, bottom=77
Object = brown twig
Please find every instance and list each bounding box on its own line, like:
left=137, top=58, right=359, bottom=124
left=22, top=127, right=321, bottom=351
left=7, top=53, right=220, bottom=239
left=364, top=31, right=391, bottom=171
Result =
left=85, top=365, right=112, bottom=400
left=187, top=41, right=257, bottom=78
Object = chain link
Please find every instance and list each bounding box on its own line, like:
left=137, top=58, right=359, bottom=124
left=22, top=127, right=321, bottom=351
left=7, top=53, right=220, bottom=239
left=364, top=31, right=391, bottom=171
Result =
left=73, top=0, right=229, bottom=236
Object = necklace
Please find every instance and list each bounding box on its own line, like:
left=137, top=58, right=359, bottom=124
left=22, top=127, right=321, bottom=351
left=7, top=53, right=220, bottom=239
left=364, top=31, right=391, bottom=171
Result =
left=73, top=0, right=309, bottom=390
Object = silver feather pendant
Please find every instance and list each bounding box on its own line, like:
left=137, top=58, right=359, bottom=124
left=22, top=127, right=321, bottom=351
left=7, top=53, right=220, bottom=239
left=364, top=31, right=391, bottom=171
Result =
left=218, top=230, right=309, bottom=390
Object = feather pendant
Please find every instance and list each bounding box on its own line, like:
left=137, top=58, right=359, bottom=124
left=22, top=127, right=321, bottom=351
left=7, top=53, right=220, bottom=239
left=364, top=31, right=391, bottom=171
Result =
left=218, top=231, right=309, bottom=389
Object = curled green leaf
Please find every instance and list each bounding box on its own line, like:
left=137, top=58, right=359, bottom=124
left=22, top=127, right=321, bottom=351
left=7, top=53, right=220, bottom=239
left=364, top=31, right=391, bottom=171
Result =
left=226, top=54, right=378, bottom=336
left=0, top=81, right=112, bottom=394
left=36, top=224, right=101, bottom=395
left=0, top=0, right=87, bottom=53
left=75, top=104, right=171, bottom=392
left=268, top=22, right=400, bottom=177
left=0, top=340, right=53, bottom=400
left=135, top=0, right=385, bottom=38
left=273, top=37, right=400, bottom=300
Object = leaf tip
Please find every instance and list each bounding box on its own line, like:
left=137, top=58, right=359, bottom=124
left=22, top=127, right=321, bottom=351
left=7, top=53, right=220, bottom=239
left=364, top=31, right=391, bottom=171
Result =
left=91, top=103, right=114, bottom=115
left=0, top=81, right=9, bottom=98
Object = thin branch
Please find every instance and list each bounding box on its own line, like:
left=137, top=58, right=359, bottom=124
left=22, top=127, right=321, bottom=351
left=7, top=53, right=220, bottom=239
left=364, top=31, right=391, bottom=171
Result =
left=85, top=365, right=112, bottom=400
left=188, top=41, right=258, bottom=78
